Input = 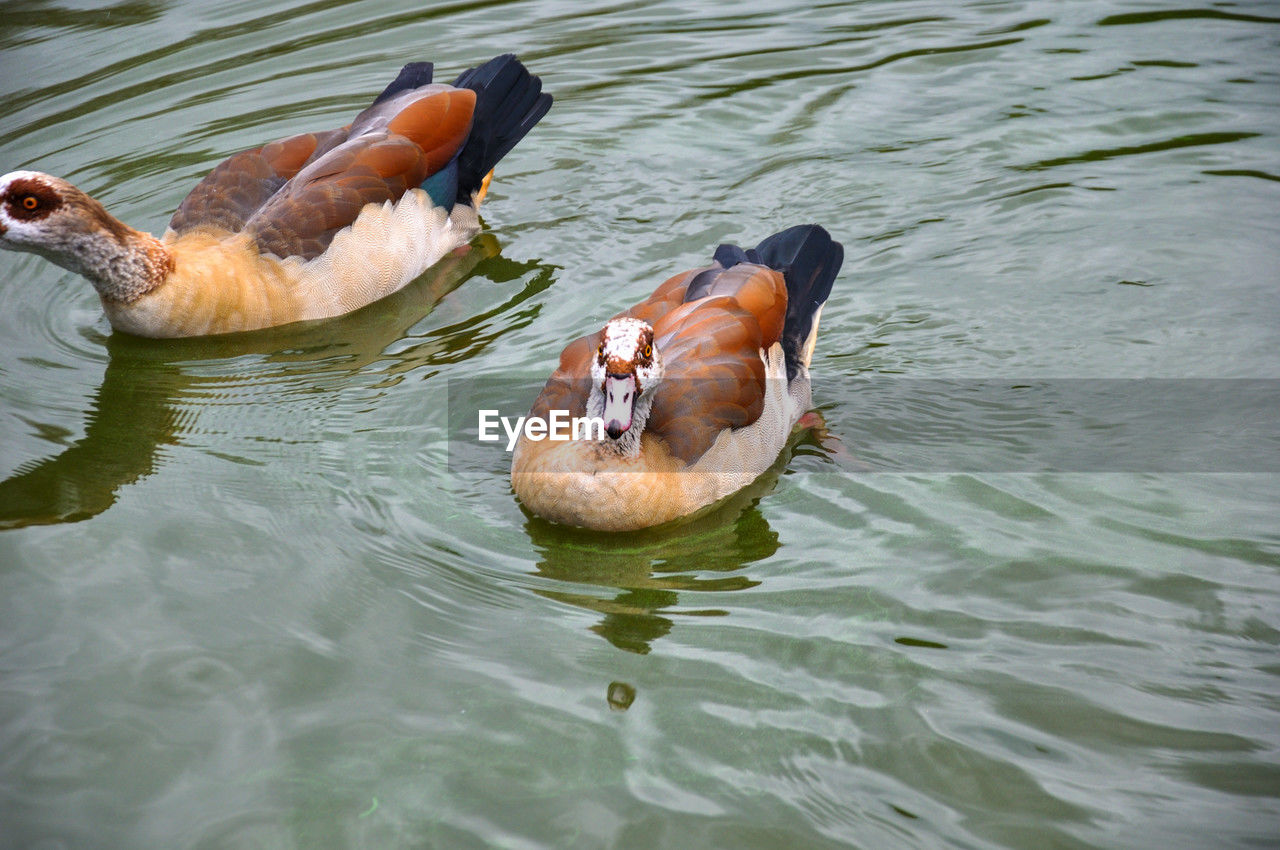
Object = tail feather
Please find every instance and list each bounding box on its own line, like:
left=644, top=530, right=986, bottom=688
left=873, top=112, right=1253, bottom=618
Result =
left=715, top=225, right=843, bottom=379
left=371, top=62, right=434, bottom=107
left=451, top=54, right=553, bottom=205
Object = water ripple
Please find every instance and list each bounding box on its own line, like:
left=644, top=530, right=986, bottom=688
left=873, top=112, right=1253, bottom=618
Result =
left=3, top=0, right=1280, bottom=847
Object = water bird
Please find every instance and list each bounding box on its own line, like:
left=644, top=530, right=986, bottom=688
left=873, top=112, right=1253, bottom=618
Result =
left=511, top=224, right=844, bottom=531
left=0, top=55, right=551, bottom=337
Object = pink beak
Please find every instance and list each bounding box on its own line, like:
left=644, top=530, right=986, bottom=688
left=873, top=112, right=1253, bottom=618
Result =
left=602, top=373, right=637, bottom=439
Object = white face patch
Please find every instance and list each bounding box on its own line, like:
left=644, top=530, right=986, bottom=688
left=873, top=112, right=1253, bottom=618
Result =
left=0, top=171, right=68, bottom=247
left=592, top=316, right=661, bottom=395
left=585, top=316, right=664, bottom=454
left=0, top=170, right=47, bottom=194
left=600, top=317, right=650, bottom=365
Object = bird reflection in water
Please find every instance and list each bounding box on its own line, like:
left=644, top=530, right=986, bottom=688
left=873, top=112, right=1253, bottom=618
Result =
left=522, top=415, right=858, bottom=655
left=522, top=436, right=835, bottom=655
left=0, top=236, right=505, bottom=529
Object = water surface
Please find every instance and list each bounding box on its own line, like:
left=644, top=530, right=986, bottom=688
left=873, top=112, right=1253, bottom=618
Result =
left=1, top=1, right=1279, bottom=847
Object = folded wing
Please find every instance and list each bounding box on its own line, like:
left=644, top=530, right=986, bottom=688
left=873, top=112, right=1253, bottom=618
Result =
left=167, top=61, right=478, bottom=262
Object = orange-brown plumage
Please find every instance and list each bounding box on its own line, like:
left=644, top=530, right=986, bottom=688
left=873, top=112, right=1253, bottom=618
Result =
left=0, top=55, right=552, bottom=337
left=168, top=127, right=349, bottom=236
left=512, top=225, right=844, bottom=531
left=387, top=88, right=476, bottom=167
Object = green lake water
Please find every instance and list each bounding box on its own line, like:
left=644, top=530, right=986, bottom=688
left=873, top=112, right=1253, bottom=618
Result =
left=1, top=0, right=1278, bottom=847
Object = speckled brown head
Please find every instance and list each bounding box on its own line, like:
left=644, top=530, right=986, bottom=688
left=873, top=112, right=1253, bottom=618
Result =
left=589, top=317, right=664, bottom=443
left=0, top=170, right=140, bottom=246
left=0, top=173, right=66, bottom=235
left=0, top=170, right=170, bottom=302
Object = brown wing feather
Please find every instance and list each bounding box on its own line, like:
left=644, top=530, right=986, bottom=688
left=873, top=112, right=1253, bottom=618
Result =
left=527, top=269, right=708, bottom=420
left=245, top=88, right=476, bottom=260
left=648, top=299, right=768, bottom=464
left=168, top=127, right=348, bottom=234
left=679, top=264, right=787, bottom=347
left=529, top=259, right=787, bottom=466
left=717, top=265, right=787, bottom=348
left=620, top=264, right=785, bottom=345
left=528, top=331, right=603, bottom=421
left=171, top=88, right=476, bottom=261
left=386, top=88, right=476, bottom=173
left=619, top=268, right=699, bottom=325
left=240, top=135, right=411, bottom=260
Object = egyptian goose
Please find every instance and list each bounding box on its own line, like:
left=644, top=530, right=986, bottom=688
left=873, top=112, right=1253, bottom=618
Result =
left=511, top=224, right=844, bottom=531
left=0, top=55, right=551, bottom=337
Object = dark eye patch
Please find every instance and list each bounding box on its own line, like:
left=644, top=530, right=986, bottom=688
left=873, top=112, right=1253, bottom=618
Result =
left=639, top=327, right=655, bottom=362
left=5, top=178, right=61, bottom=221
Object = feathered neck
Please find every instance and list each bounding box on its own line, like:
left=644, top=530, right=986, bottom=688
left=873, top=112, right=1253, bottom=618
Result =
left=585, top=380, right=658, bottom=458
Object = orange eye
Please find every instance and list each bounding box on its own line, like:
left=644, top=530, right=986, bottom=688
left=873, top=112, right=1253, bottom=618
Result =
left=21, top=195, right=38, bottom=210
left=643, top=344, right=652, bottom=358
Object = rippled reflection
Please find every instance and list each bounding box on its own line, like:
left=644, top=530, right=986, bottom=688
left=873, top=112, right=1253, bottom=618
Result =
left=0, top=238, right=497, bottom=529
left=521, top=446, right=822, bottom=653
left=3, top=1, right=1279, bottom=848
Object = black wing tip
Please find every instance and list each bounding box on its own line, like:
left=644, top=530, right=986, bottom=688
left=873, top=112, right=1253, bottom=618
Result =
left=751, top=224, right=838, bottom=267
left=712, top=224, right=842, bottom=290
left=450, top=54, right=553, bottom=203
left=451, top=53, right=519, bottom=87
left=716, top=225, right=844, bottom=379
left=372, top=62, right=435, bottom=107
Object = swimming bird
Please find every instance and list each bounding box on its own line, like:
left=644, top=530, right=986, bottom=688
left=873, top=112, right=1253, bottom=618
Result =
left=0, top=55, right=551, bottom=337
left=511, top=224, right=844, bottom=531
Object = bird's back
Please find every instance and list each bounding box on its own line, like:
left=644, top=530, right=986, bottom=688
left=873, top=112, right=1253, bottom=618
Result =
left=123, top=55, right=550, bottom=336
